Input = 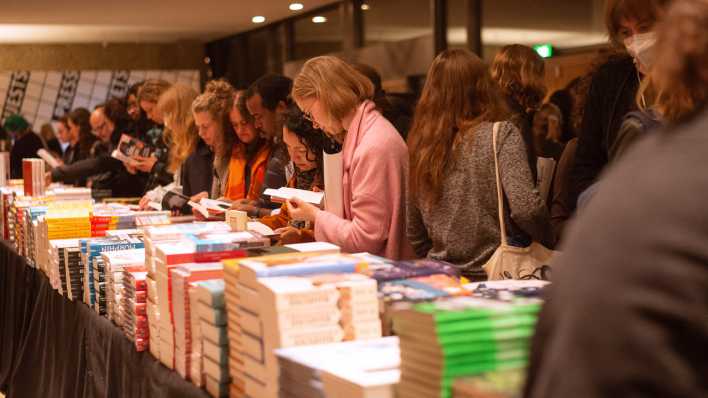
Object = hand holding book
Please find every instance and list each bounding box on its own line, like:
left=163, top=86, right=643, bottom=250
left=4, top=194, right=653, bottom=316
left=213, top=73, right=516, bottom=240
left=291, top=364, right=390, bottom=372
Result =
left=132, top=155, right=157, bottom=173
left=287, top=196, right=319, bottom=223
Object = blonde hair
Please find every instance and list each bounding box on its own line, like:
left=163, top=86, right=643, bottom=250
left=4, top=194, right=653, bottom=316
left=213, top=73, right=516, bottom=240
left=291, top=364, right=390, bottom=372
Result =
left=191, top=79, right=236, bottom=158
left=138, top=79, right=172, bottom=103
left=491, top=44, right=546, bottom=113
left=292, top=56, right=374, bottom=135
left=157, top=84, right=199, bottom=172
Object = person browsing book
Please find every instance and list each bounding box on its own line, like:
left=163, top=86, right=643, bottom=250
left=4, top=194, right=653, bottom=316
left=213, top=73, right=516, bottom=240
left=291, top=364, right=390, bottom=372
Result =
left=61, top=107, right=98, bottom=185
left=259, top=103, right=326, bottom=244
left=189, top=80, right=238, bottom=213
left=230, top=74, right=293, bottom=216
left=50, top=99, right=148, bottom=197
left=131, top=79, right=173, bottom=192
left=288, top=56, right=414, bottom=260
left=406, top=49, right=552, bottom=281
left=137, top=84, right=213, bottom=213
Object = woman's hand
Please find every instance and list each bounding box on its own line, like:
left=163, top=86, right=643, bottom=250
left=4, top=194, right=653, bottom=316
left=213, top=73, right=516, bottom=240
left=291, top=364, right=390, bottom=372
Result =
left=138, top=195, right=152, bottom=210
left=133, top=155, right=158, bottom=173
left=286, top=197, right=319, bottom=223
left=190, top=191, right=209, bottom=203
left=275, top=226, right=301, bottom=244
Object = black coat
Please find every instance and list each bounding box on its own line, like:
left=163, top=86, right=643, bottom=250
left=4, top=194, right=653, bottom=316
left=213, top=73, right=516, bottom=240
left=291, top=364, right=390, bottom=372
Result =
left=569, top=55, right=639, bottom=208
left=10, top=132, right=44, bottom=179
left=181, top=139, right=214, bottom=198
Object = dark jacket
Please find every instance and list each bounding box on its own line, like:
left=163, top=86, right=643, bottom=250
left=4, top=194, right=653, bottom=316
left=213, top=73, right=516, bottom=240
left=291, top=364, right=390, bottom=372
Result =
left=525, top=109, right=708, bottom=398
left=569, top=55, right=638, bottom=208
left=52, top=120, right=147, bottom=196
left=549, top=138, right=578, bottom=245
left=142, top=125, right=173, bottom=193
left=257, top=141, right=289, bottom=210
left=10, top=132, right=44, bottom=179
left=181, top=139, right=214, bottom=198
left=46, top=138, right=63, bottom=157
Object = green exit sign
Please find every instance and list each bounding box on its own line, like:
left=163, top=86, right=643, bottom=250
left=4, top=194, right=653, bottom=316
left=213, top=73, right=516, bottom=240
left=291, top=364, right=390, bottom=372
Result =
left=534, top=44, right=554, bottom=58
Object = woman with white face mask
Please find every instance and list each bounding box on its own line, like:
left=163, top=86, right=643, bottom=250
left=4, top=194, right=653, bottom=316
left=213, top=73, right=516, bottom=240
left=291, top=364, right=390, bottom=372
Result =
left=568, top=0, right=669, bottom=211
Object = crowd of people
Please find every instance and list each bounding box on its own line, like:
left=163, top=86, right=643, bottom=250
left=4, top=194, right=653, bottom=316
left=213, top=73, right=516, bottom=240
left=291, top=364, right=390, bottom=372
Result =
left=1, top=0, right=704, bottom=279
left=0, top=0, right=705, bottom=394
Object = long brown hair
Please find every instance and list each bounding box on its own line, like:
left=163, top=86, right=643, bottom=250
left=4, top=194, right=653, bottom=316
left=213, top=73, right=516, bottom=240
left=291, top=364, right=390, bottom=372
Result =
left=491, top=44, right=546, bottom=114
left=647, top=0, right=708, bottom=122
left=408, top=49, right=508, bottom=203
left=191, top=79, right=236, bottom=159
left=158, top=84, right=199, bottom=172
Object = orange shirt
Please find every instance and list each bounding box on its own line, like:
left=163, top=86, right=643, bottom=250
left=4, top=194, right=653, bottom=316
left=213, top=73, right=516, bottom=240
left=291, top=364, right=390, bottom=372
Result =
left=223, top=141, right=270, bottom=201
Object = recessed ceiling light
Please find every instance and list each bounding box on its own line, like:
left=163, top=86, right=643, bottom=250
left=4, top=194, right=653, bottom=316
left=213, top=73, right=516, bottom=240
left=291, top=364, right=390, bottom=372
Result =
left=252, top=16, right=266, bottom=24
left=312, top=16, right=327, bottom=23
left=361, top=3, right=370, bottom=10
left=289, top=3, right=304, bottom=11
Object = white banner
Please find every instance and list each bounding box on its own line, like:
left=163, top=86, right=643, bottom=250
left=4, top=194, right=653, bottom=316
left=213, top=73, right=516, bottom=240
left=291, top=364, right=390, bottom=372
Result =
left=0, top=70, right=201, bottom=131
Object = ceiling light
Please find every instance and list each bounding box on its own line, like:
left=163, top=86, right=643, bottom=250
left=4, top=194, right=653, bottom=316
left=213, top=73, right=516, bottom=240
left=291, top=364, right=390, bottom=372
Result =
left=361, top=3, right=370, bottom=10
left=312, top=16, right=327, bottom=23
left=289, top=3, right=304, bottom=11
left=252, top=16, right=266, bottom=24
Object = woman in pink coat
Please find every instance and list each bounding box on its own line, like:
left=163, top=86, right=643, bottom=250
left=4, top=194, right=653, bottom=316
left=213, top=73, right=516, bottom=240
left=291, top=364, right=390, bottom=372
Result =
left=287, top=56, right=414, bottom=260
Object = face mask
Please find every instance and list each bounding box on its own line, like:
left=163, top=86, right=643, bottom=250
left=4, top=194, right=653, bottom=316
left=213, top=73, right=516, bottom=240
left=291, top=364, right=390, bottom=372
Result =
left=624, top=31, right=657, bottom=71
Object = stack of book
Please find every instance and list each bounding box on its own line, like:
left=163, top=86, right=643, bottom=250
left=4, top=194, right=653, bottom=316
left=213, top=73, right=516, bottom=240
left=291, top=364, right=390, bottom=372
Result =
left=121, top=266, right=149, bottom=351
left=392, top=296, right=542, bottom=398
left=44, top=200, right=93, bottom=242
left=143, top=223, right=227, bottom=361
left=22, top=158, right=45, bottom=197
left=24, top=206, right=47, bottom=268
left=49, top=239, right=82, bottom=297
left=452, top=369, right=525, bottom=398
left=47, top=187, right=92, bottom=201
left=80, top=235, right=145, bottom=313
left=100, top=249, right=146, bottom=324
left=275, top=337, right=400, bottom=398
left=153, top=230, right=268, bottom=370
left=187, top=279, right=227, bottom=393
left=233, top=253, right=383, bottom=398
left=170, top=263, right=224, bottom=381
left=0, top=187, right=18, bottom=240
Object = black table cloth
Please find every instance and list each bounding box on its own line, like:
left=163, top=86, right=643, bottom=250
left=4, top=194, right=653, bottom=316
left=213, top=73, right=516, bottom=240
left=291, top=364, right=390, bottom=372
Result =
left=0, top=240, right=209, bottom=398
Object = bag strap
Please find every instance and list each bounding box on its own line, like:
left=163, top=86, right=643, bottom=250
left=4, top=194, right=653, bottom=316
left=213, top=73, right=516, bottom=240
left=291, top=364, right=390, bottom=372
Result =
left=492, top=122, right=508, bottom=246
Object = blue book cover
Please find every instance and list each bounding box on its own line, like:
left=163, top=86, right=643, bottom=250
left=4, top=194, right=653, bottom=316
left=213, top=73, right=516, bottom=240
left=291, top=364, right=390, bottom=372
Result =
left=254, top=258, right=361, bottom=278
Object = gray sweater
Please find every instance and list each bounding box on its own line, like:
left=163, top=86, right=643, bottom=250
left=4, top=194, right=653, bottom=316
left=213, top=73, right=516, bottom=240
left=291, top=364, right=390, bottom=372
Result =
left=406, top=121, right=552, bottom=280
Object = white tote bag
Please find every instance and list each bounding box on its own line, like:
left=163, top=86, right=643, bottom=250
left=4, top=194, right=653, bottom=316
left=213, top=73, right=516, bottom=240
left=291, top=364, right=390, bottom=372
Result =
left=483, top=122, right=555, bottom=281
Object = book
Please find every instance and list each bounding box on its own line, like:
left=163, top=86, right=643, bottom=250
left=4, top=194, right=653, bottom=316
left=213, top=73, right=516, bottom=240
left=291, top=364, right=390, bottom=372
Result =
left=392, top=297, right=543, bottom=398
left=37, top=148, right=62, bottom=169
left=263, top=187, right=324, bottom=206
left=188, top=198, right=232, bottom=219
left=275, top=337, right=400, bottom=398
left=111, top=134, right=153, bottom=166
left=452, top=369, right=525, bottom=398
left=22, top=158, right=45, bottom=197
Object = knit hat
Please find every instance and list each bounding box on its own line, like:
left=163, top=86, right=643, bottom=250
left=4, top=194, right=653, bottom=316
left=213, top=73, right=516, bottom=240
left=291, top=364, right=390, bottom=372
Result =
left=3, top=114, right=30, bottom=133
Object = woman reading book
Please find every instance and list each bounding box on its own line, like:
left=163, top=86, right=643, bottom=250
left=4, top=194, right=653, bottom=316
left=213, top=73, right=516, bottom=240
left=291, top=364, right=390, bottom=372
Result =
left=288, top=56, right=413, bottom=260
left=259, top=103, right=326, bottom=244
left=190, top=81, right=270, bottom=219
left=62, top=107, right=98, bottom=185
